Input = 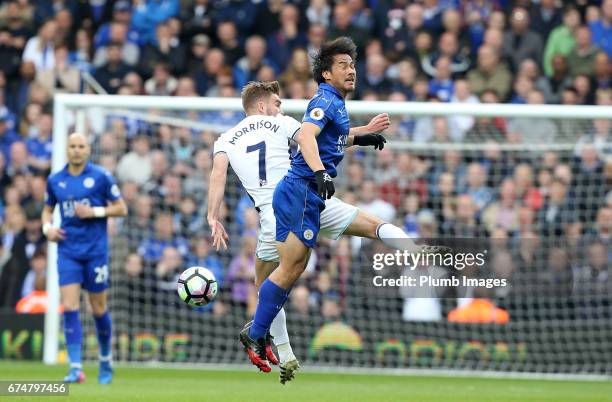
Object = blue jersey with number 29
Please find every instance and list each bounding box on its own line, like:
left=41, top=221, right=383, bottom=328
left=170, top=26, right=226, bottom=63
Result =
left=288, top=83, right=350, bottom=181
left=46, top=162, right=121, bottom=258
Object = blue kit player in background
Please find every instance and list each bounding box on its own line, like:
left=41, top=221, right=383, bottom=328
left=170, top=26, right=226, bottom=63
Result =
left=42, top=133, right=128, bottom=384
left=240, top=37, right=449, bottom=371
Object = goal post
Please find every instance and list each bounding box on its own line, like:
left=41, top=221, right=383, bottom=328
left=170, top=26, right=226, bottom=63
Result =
left=45, top=93, right=612, bottom=376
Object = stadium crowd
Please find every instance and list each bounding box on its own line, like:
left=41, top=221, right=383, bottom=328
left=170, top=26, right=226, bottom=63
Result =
left=0, top=0, right=610, bottom=324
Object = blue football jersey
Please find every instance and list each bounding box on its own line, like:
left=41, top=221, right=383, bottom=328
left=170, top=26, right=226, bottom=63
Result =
left=288, top=83, right=350, bottom=181
left=46, top=162, right=122, bottom=258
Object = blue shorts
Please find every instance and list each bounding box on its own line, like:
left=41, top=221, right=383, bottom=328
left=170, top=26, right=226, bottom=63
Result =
left=58, top=253, right=110, bottom=293
left=273, top=176, right=325, bottom=248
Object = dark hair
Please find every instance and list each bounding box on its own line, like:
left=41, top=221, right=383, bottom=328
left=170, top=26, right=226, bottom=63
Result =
left=312, top=37, right=357, bottom=84
left=241, top=80, right=280, bottom=112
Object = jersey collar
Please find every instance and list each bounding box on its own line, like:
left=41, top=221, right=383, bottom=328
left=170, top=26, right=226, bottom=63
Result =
left=319, top=83, right=343, bottom=100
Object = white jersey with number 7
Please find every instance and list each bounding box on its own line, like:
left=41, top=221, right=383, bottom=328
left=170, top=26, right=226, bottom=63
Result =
left=213, top=114, right=301, bottom=208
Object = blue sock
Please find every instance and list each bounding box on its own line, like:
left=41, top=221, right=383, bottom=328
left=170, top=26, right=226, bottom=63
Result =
left=249, top=279, right=289, bottom=341
left=63, top=310, right=82, bottom=368
left=94, top=311, right=112, bottom=360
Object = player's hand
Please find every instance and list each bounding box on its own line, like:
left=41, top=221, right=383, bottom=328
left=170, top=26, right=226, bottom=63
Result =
left=74, top=203, right=94, bottom=219
left=209, top=219, right=229, bottom=251
left=46, top=227, right=66, bottom=242
left=366, top=113, right=391, bottom=134
left=353, top=133, right=387, bottom=150
left=315, top=170, right=335, bottom=199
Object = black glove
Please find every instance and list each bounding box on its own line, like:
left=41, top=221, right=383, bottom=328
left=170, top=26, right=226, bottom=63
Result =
left=314, top=170, right=335, bottom=199
left=353, top=133, right=386, bottom=150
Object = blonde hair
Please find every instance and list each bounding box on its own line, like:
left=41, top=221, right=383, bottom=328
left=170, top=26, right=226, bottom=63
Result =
left=241, top=81, right=280, bottom=112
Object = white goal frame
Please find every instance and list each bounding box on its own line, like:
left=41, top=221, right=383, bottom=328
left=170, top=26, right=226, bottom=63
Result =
left=44, top=93, right=612, bottom=365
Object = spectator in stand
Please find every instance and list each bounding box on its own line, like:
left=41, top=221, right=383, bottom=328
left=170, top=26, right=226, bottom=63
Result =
left=117, top=134, right=152, bottom=186
left=36, top=43, right=80, bottom=95
left=139, top=22, right=186, bottom=78
left=155, top=246, right=183, bottom=293
left=543, top=6, right=580, bottom=77
left=508, top=89, right=558, bottom=144
left=509, top=73, right=534, bottom=104
left=193, top=47, right=225, bottom=96
left=382, top=3, right=422, bottom=61
left=0, top=28, right=23, bottom=87
left=0, top=1, right=34, bottom=51
left=529, top=0, right=562, bottom=41
left=462, top=162, right=493, bottom=213
left=22, top=19, right=56, bottom=72
left=428, top=56, right=454, bottom=102
left=131, top=0, right=179, bottom=46
left=448, top=79, right=478, bottom=140
left=18, top=248, right=46, bottom=300
left=574, top=144, right=606, bottom=222
left=589, top=0, right=612, bottom=59
left=138, top=212, right=189, bottom=264
left=25, top=112, right=51, bottom=173
left=422, top=32, right=470, bottom=78
left=0, top=108, right=20, bottom=162
left=216, top=21, right=243, bottom=67
left=568, top=25, right=599, bottom=78
left=233, top=35, right=278, bottom=90
left=357, top=180, right=396, bottom=223
left=547, top=54, right=572, bottom=100
left=186, top=34, right=210, bottom=75
left=267, top=4, right=307, bottom=69
left=226, top=233, right=257, bottom=312
left=380, top=153, right=428, bottom=208
left=593, top=52, right=611, bottom=91
left=538, top=178, right=576, bottom=238
left=482, top=178, right=520, bottom=234
left=124, top=194, right=153, bottom=252
left=502, top=7, right=543, bottom=72
left=279, top=48, right=312, bottom=92
left=94, top=22, right=140, bottom=68
left=468, top=45, right=512, bottom=99
left=144, top=62, right=177, bottom=96
left=357, top=52, right=392, bottom=98
left=181, top=0, right=216, bottom=40
left=93, top=42, right=134, bottom=94
left=328, top=3, right=367, bottom=61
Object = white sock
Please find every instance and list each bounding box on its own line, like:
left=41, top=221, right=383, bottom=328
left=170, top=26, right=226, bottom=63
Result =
left=270, top=308, right=295, bottom=363
left=376, top=223, right=421, bottom=252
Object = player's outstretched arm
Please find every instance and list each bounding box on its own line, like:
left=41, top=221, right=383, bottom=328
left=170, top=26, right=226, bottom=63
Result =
left=346, top=113, right=390, bottom=149
left=207, top=152, right=230, bottom=250
left=41, top=204, right=65, bottom=242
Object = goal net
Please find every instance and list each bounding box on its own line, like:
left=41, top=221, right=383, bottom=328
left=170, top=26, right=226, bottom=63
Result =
left=46, top=95, right=612, bottom=376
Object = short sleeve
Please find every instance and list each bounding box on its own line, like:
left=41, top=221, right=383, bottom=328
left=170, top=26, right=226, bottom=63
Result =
left=302, top=96, right=333, bottom=130
left=213, top=136, right=228, bottom=155
left=104, top=172, right=121, bottom=201
left=45, top=179, right=56, bottom=206
left=279, top=115, right=302, bottom=140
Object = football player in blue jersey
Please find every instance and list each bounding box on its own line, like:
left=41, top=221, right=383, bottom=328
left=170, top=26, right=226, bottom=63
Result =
left=240, top=37, right=448, bottom=371
left=42, top=133, right=128, bottom=384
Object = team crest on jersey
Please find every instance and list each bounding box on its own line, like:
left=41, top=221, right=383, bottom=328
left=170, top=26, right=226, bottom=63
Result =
left=303, top=229, right=314, bottom=240
left=310, top=108, right=324, bottom=121
left=83, top=177, right=95, bottom=188
left=111, top=184, right=120, bottom=197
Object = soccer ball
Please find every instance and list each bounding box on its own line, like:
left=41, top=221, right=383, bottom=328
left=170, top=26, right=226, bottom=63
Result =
left=177, top=267, right=218, bottom=307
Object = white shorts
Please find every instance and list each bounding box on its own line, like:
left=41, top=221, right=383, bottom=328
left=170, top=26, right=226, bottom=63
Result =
left=256, top=196, right=359, bottom=262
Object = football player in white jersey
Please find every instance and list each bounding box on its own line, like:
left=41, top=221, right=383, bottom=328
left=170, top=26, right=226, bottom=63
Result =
left=207, top=81, right=390, bottom=383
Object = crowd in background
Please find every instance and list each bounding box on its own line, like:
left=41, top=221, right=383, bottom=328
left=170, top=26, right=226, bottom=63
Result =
left=0, top=0, right=609, bottom=324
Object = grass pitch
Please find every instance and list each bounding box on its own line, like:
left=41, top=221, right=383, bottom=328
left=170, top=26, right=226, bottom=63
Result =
left=1, top=361, right=610, bottom=402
